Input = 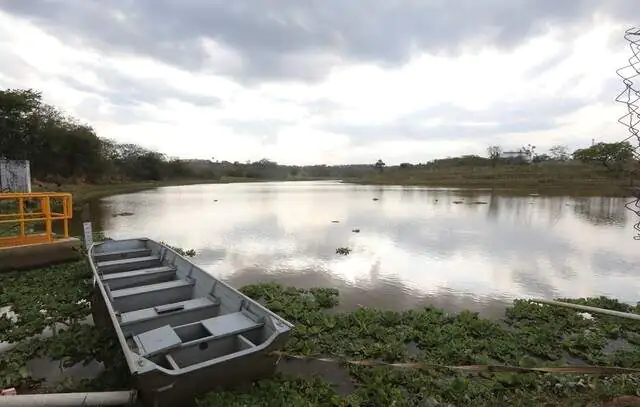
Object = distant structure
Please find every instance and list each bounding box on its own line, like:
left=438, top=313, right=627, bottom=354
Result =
left=0, top=159, right=31, bottom=193
left=500, top=151, right=530, bottom=163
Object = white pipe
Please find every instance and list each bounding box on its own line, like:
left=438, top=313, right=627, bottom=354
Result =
left=532, top=299, right=640, bottom=321
left=0, top=390, right=136, bottom=406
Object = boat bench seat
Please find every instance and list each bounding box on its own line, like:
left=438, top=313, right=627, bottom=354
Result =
left=111, top=280, right=193, bottom=300
left=134, top=325, right=183, bottom=357
left=200, top=311, right=263, bottom=339
left=119, top=297, right=221, bottom=336
left=132, top=312, right=263, bottom=358
left=97, top=255, right=162, bottom=274
left=110, top=280, right=195, bottom=313
left=102, top=266, right=176, bottom=291
left=93, top=248, right=152, bottom=262
left=120, top=297, right=220, bottom=325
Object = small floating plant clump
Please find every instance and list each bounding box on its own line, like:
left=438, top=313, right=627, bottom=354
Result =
left=111, top=212, right=134, bottom=218
left=158, top=241, right=197, bottom=257
left=335, top=247, right=352, bottom=255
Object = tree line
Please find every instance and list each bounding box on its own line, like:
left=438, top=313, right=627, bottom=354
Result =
left=485, top=143, right=635, bottom=168
left=371, top=141, right=636, bottom=175
left=0, top=88, right=377, bottom=183
left=2, top=88, right=636, bottom=184
left=0, top=88, right=199, bottom=183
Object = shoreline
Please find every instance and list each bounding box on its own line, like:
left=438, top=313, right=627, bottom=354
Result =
left=35, top=177, right=636, bottom=205
left=34, top=178, right=279, bottom=204
left=34, top=177, right=344, bottom=204
left=344, top=179, right=635, bottom=197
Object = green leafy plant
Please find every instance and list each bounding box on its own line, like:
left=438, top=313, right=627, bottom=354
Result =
left=4, top=262, right=640, bottom=405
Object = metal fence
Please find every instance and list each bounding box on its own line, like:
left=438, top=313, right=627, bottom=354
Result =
left=0, top=192, right=73, bottom=247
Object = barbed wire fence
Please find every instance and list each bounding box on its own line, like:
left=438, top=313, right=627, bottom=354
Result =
left=617, top=27, right=640, bottom=239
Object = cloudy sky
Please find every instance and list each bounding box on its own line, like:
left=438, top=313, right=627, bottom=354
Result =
left=0, top=1, right=635, bottom=165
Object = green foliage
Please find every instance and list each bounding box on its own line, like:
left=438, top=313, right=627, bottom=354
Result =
left=357, top=160, right=634, bottom=195
left=4, top=265, right=640, bottom=405
left=0, top=261, right=92, bottom=343
left=572, top=142, right=634, bottom=170
left=549, top=145, right=570, bottom=161
left=0, top=87, right=382, bottom=185
left=0, top=260, right=129, bottom=391
left=4, top=88, right=637, bottom=196
left=231, top=284, right=640, bottom=406
left=0, top=89, right=219, bottom=183
left=487, top=145, right=502, bottom=167
left=197, top=376, right=345, bottom=407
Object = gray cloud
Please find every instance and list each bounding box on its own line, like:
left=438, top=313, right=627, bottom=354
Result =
left=324, top=98, right=588, bottom=144
left=1, top=0, right=632, bottom=82
left=0, top=51, right=36, bottom=82
left=61, top=68, right=220, bottom=109
left=57, top=67, right=220, bottom=124
left=218, top=118, right=295, bottom=135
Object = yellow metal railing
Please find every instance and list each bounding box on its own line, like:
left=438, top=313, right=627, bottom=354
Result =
left=0, top=192, right=73, bottom=248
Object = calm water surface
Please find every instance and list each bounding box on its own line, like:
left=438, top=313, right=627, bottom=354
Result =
left=88, top=181, right=640, bottom=318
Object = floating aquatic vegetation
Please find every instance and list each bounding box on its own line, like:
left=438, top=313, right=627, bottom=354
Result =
left=158, top=241, right=196, bottom=257
left=111, top=212, right=134, bottom=218
left=3, top=264, right=640, bottom=405
left=0, top=261, right=128, bottom=391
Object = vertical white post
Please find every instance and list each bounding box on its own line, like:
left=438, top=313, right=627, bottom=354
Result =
left=83, top=222, right=93, bottom=249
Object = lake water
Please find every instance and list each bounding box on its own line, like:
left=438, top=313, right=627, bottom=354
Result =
left=85, top=181, right=640, bottom=318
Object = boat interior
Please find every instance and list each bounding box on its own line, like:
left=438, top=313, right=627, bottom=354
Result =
left=91, top=239, right=290, bottom=371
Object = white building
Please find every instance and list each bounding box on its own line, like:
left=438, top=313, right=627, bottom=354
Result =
left=500, top=151, right=531, bottom=162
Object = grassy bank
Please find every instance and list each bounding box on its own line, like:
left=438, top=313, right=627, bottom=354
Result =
left=32, top=176, right=338, bottom=204
left=2, top=260, right=640, bottom=405
left=31, top=177, right=266, bottom=204
left=350, top=162, right=638, bottom=197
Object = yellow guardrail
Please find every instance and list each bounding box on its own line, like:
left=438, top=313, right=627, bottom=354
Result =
left=0, top=192, right=73, bottom=248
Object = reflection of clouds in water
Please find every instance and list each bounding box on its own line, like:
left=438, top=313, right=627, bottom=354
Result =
left=101, top=182, right=640, bottom=311
left=224, top=266, right=514, bottom=318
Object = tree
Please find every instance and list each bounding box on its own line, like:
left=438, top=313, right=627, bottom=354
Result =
left=532, top=154, right=551, bottom=163
left=0, top=88, right=43, bottom=160
left=519, top=144, right=536, bottom=162
left=487, top=145, right=502, bottom=167
left=374, top=159, right=386, bottom=173
left=572, top=142, right=634, bottom=171
left=549, top=145, right=569, bottom=161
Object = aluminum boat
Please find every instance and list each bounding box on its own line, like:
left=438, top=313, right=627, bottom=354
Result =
left=89, top=238, right=293, bottom=406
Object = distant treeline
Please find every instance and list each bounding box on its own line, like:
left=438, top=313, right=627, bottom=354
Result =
left=1, top=88, right=636, bottom=187
left=0, top=88, right=376, bottom=183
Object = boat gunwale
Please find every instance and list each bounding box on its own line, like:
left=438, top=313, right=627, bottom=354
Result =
left=88, top=237, right=294, bottom=377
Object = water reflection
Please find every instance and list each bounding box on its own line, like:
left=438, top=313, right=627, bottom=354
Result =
left=96, top=181, right=640, bottom=315
left=572, top=197, right=627, bottom=227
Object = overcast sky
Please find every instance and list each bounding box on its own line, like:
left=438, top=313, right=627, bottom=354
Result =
left=0, top=1, right=635, bottom=165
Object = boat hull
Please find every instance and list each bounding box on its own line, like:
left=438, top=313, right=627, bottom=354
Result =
left=89, top=238, right=293, bottom=407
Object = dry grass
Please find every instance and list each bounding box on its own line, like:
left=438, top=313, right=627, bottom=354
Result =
left=351, top=162, right=638, bottom=196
